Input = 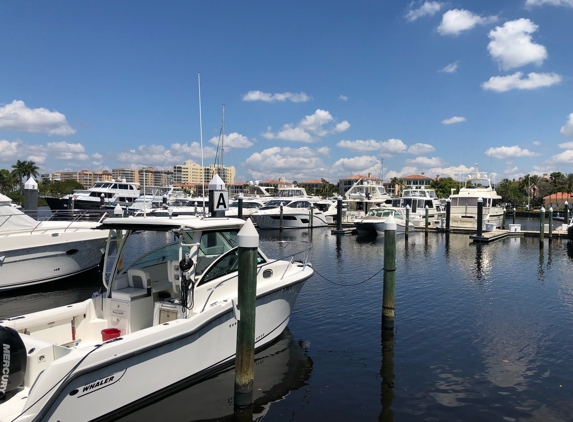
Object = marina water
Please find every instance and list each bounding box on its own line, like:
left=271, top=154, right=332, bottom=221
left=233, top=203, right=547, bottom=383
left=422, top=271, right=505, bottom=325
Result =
left=2, top=222, right=573, bottom=421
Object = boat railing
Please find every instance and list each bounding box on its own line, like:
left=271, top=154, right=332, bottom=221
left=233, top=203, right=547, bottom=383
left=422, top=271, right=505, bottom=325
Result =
left=259, top=240, right=312, bottom=280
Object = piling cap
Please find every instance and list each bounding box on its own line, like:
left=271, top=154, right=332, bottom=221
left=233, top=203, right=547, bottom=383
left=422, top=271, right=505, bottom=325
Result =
left=238, top=218, right=259, bottom=248
left=208, top=174, right=226, bottom=191
left=541, top=206, right=545, bottom=212
left=24, top=176, right=38, bottom=190
left=337, top=195, right=342, bottom=200
left=477, top=197, right=483, bottom=202
left=114, top=204, right=123, bottom=216
left=385, top=215, right=397, bottom=231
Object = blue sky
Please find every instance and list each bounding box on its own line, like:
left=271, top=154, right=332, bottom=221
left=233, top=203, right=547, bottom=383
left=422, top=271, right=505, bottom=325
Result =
left=1, top=0, right=572, bottom=184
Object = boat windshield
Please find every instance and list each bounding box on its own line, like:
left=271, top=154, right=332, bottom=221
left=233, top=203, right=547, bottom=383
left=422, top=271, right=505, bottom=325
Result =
left=467, top=178, right=491, bottom=188
left=277, top=189, right=305, bottom=198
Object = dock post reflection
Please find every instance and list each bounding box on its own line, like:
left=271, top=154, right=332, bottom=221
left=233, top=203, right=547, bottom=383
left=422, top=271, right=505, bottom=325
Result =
left=379, top=328, right=395, bottom=422
left=382, top=217, right=396, bottom=331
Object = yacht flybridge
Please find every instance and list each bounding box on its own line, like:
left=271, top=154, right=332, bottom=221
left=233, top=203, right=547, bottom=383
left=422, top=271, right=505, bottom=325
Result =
left=0, top=216, right=313, bottom=421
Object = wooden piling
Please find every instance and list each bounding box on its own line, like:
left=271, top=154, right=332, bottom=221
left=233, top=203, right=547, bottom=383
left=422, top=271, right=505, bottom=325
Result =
left=513, top=208, right=516, bottom=225
left=565, top=201, right=570, bottom=224
left=424, top=206, right=429, bottom=233
left=476, top=198, right=483, bottom=237
left=309, top=205, right=314, bottom=228
left=382, top=215, right=396, bottom=331
left=234, top=219, right=259, bottom=409
left=445, top=199, right=451, bottom=231
left=279, top=203, right=284, bottom=230
left=23, top=177, right=38, bottom=216
left=549, top=207, right=553, bottom=238
left=405, top=205, right=410, bottom=235
left=238, top=195, right=243, bottom=220
left=502, top=208, right=506, bottom=230
left=539, top=206, right=545, bottom=248
left=336, top=196, right=343, bottom=231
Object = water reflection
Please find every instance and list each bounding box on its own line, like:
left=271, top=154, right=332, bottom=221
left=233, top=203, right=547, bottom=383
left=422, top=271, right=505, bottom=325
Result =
left=117, top=329, right=313, bottom=421
left=379, top=329, right=395, bottom=422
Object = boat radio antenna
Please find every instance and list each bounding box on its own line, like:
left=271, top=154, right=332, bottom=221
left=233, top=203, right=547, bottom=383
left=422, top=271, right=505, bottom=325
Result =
left=198, top=73, right=205, bottom=208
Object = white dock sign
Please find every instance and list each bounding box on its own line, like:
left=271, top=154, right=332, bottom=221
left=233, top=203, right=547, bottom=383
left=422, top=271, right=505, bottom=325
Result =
left=214, top=191, right=229, bottom=211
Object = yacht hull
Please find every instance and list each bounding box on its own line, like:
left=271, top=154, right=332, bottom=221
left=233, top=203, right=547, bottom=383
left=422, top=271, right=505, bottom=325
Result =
left=254, top=213, right=329, bottom=229
left=0, top=235, right=107, bottom=290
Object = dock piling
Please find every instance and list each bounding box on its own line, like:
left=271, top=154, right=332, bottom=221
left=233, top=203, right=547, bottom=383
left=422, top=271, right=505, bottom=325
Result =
left=549, top=207, right=553, bottom=238
left=476, top=198, right=483, bottom=237
left=279, top=203, right=284, bottom=230
left=502, top=208, right=506, bottom=230
left=24, top=176, right=38, bottom=216
left=405, top=205, right=410, bottom=236
left=424, top=205, right=429, bottom=233
left=234, top=219, right=259, bottom=409
left=100, top=193, right=105, bottom=208
left=309, top=205, right=314, bottom=229
left=336, top=195, right=343, bottom=231
left=382, top=216, right=396, bottom=331
left=445, top=199, right=451, bottom=232
left=540, top=206, right=545, bottom=247
left=238, top=194, right=243, bottom=220
left=565, top=201, right=569, bottom=224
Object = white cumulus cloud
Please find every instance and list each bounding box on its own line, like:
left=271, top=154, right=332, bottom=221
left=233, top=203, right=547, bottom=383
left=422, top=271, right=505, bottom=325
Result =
left=487, top=19, right=547, bottom=71
left=481, top=72, right=562, bottom=92
left=262, top=109, right=350, bottom=143
left=442, top=116, right=466, bottom=125
left=244, top=146, right=330, bottom=181
left=560, top=113, right=573, bottom=137
left=407, top=143, right=436, bottom=154
left=406, top=1, right=443, bottom=21
left=0, top=139, right=23, bottom=162
left=336, top=138, right=407, bottom=156
left=339, top=95, right=348, bottom=101
left=440, top=62, right=459, bottom=73
left=405, top=156, right=445, bottom=167
left=0, top=100, right=76, bottom=136
left=548, top=150, right=573, bottom=164
left=484, top=145, right=538, bottom=159
left=558, top=141, right=573, bottom=149
left=438, top=9, right=497, bottom=36
left=429, top=165, right=474, bottom=179
left=242, top=91, right=311, bottom=103
left=208, top=132, right=254, bottom=148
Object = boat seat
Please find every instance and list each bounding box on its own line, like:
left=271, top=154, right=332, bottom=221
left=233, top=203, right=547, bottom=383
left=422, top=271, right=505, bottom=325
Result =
left=113, top=268, right=151, bottom=301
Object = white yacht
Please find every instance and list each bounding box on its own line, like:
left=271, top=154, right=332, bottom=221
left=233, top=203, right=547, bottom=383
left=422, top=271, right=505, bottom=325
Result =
left=251, top=198, right=332, bottom=229
left=225, top=197, right=266, bottom=219
left=0, top=194, right=110, bottom=290
left=0, top=216, right=313, bottom=421
left=391, top=186, right=445, bottom=229
left=45, top=180, right=140, bottom=210
left=344, top=178, right=393, bottom=220
left=448, top=166, right=503, bottom=229
left=353, top=207, right=413, bottom=235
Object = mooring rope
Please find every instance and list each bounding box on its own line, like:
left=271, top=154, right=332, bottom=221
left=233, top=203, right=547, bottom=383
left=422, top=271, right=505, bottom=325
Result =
left=311, top=265, right=385, bottom=287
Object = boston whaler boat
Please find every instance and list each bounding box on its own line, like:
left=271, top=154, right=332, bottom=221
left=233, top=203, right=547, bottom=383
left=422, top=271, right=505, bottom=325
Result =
left=0, top=216, right=313, bottom=421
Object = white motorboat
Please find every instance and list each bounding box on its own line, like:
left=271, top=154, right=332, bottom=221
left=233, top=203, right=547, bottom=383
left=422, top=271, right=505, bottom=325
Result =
left=448, top=166, right=503, bottom=229
left=0, top=216, right=313, bottom=421
left=0, top=194, right=110, bottom=290
left=344, top=178, right=393, bottom=220
left=45, top=180, right=140, bottom=211
left=225, top=198, right=266, bottom=219
left=353, top=207, right=413, bottom=235
left=391, top=186, right=445, bottom=229
left=251, top=198, right=331, bottom=229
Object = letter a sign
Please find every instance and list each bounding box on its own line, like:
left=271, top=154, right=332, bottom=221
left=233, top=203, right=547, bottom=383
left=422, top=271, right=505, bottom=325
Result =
left=214, top=191, right=229, bottom=211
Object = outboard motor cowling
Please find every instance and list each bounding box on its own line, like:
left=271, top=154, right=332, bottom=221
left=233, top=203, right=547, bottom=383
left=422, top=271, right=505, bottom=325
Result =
left=0, top=326, right=27, bottom=400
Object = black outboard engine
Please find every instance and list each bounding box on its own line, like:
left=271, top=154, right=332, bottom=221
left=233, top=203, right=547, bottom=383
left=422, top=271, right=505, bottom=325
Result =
left=0, top=326, right=27, bottom=400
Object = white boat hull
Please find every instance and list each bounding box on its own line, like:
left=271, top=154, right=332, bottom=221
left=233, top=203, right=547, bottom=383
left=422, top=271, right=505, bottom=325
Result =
left=253, top=212, right=329, bottom=229
left=0, top=237, right=106, bottom=290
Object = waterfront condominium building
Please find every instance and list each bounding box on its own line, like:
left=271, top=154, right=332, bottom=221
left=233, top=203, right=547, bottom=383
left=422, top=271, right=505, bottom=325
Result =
left=112, top=168, right=139, bottom=184
left=173, top=160, right=235, bottom=186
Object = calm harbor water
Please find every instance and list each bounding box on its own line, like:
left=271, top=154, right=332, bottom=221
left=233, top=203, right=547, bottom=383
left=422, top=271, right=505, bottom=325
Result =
left=2, top=219, right=573, bottom=421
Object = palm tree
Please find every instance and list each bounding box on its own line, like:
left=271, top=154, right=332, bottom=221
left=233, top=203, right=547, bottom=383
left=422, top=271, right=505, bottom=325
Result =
left=390, top=177, right=403, bottom=196
left=11, top=159, right=28, bottom=192
left=23, top=160, right=40, bottom=181
left=0, top=169, right=16, bottom=194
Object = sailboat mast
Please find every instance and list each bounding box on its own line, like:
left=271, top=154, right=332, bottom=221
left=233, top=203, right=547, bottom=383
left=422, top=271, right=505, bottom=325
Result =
left=198, top=73, right=205, bottom=207
left=221, top=104, right=225, bottom=181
